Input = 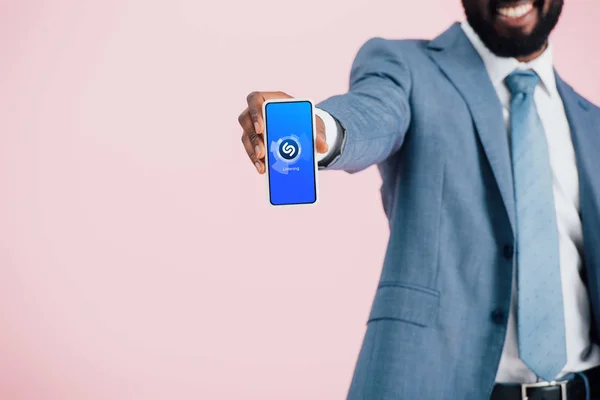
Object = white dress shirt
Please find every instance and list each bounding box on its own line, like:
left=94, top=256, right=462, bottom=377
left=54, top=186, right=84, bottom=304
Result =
left=317, top=21, right=600, bottom=383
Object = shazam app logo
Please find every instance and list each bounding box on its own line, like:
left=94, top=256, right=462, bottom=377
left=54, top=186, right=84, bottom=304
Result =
left=270, top=134, right=309, bottom=175
left=278, top=138, right=300, bottom=161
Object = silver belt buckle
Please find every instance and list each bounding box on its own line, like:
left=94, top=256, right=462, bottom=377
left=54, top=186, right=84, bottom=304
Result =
left=521, top=380, right=569, bottom=400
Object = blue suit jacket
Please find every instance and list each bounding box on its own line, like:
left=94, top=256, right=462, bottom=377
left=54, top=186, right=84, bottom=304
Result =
left=317, top=23, right=600, bottom=399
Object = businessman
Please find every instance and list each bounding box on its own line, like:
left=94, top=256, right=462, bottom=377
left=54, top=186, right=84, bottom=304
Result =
left=238, top=0, right=600, bottom=398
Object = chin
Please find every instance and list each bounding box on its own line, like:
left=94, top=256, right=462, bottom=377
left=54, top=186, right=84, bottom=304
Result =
left=464, top=0, right=563, bottom=58
left=492, top=0, right=544, bottom=36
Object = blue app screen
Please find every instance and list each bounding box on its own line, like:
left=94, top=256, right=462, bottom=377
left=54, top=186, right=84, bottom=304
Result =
left=265, top=101, right=317, bottom=205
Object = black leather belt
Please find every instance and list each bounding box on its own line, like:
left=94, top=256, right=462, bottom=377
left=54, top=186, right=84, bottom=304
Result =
left=490, top=365, right=600, bottom=400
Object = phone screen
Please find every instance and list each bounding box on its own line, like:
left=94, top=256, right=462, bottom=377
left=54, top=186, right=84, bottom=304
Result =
left=264, top=100, right=317, bottom=206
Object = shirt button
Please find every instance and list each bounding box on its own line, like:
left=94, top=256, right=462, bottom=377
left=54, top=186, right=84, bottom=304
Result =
left=491, top=309, right=506, bottom=325
left=503, top=244, right=514, bottom=260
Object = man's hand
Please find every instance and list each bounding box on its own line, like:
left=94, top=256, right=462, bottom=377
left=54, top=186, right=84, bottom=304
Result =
left=238, top=91, right=328, bottom=174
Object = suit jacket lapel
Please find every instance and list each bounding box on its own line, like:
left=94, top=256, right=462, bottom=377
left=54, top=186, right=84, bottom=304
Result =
left=556, top=74, right=600, bottom=316
left=426, top=23, right=516, bottom=234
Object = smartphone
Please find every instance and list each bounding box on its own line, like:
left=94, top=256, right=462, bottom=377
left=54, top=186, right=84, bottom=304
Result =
left=263, top=99, right=318, bottom=206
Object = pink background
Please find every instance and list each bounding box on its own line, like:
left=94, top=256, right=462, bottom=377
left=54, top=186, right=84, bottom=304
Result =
left=1, top=1, right=599, bottom=399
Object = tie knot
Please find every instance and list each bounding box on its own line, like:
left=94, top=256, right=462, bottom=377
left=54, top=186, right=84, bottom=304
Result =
left=505, top=70, right=540, bottom=95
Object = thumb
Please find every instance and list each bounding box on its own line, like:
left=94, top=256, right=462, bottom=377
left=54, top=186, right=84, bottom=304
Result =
left=315, top=116, right=329, bottom=154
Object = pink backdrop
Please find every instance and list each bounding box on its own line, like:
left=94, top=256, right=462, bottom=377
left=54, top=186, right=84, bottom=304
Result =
left=1, top=1, right=599, bottom=399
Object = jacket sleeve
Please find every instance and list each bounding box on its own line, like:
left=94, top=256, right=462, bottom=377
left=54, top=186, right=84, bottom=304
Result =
left=316, top=37, right=412, bottom=173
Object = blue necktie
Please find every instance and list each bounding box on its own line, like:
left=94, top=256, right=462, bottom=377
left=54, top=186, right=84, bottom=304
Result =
left=505, top=70, right=567, bottom=382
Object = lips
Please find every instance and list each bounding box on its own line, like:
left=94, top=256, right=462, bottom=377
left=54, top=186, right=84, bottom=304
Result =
left=497, top=1, right=534, bottom=18
left=492, top=0, right=541, bottom=18
left=490, top=0, right=542, bottom=32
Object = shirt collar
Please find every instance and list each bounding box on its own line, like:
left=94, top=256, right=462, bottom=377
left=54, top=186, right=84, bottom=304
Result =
left=460, top=20, right=557, bottom=97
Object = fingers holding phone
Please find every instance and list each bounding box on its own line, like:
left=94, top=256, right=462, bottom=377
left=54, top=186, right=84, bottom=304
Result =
left=238, top=91, right=327, bottom=174
left=238, top=91, right=292, bottom=173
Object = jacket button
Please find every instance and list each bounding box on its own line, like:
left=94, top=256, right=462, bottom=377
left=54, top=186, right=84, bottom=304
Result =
left=503, top=245, right=514, bottom=260
left=491, top=309, right=506, bottom=325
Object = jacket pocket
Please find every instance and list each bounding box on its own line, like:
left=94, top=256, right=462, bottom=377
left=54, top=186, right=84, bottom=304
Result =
left=367, top=282, right=440, bottom=327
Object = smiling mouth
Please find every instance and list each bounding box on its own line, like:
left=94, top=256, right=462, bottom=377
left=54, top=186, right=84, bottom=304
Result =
left=494, top=0, right=541, bottom=19
left=498, top=2, right=533, bottom=18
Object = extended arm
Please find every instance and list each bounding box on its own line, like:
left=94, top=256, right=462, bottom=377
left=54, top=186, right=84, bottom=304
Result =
left=317, top=38, right=413, bottom=173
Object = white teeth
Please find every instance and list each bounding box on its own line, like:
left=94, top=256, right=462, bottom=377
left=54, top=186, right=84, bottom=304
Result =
left=497, top=2, right=534, bottom=18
